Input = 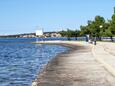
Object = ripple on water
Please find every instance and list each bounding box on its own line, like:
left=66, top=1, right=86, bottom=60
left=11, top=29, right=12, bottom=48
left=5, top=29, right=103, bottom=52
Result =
left=0, top=40, right=69, bottom=86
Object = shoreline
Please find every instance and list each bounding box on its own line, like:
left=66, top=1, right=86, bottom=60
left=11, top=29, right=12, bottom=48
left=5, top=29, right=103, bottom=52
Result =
left=32, top=41, right=115, bottom=86
left=32, top=41, right=88, bottom=51
left=32, top=41, right=89, bottom=86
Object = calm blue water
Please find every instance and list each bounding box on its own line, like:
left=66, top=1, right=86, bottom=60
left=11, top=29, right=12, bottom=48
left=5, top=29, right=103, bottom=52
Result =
left=0, top=38, right=69, bottom=86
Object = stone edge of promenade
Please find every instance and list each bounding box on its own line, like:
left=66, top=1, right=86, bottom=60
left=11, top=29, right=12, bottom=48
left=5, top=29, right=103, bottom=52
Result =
left=32, top=41, right=115, bottom=86
left=32, top=41, right=89, bottom=46
left=32, top=41, right=89, bottom=86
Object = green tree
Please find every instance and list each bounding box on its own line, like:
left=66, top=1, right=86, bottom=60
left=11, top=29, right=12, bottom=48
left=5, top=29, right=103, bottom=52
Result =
left=109, top=14, right=115, bottom=35
left=66, top=29, right=73, bottom=40
left=93, top=16, right=105, bottom=40
left=59, top=30, right=67, bottom=37
left=80, top=25, right=90, bottom=36
left=106, top=14, right=115, bottom=41
left=99, top=22, right=110, bottom=37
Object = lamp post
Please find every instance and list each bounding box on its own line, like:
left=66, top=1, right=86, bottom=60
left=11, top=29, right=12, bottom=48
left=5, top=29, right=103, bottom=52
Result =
left=99, top=25, right=103, bottom=28
left=94, top=25, right=103, bottom=45
left=86, top=34, right=89, bottom=42
left=94, top=35, right=96, bottom=45
left=99, top=25, right=103, bottom=41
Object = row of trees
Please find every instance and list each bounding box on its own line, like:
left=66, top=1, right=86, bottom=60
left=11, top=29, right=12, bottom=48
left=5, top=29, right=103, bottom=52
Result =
left=59, top=13, right=115, bottom=41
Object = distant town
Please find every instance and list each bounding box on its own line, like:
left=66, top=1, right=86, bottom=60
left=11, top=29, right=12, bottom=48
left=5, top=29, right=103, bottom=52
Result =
left=0, top=32, right=61, bottom=38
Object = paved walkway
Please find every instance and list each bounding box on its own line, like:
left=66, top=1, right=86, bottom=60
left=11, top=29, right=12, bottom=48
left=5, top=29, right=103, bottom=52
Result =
left=93, top=42, right=115, bottom=77
left=32, top=42, right=115, bottom=86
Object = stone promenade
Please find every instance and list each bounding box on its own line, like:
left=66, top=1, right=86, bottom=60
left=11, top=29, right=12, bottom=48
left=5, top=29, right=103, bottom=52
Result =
left=32, top=41, right=115, bottom=86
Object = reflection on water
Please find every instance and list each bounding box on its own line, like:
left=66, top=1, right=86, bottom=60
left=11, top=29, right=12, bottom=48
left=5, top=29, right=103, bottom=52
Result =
left=0, top=38, right=69, bottom=86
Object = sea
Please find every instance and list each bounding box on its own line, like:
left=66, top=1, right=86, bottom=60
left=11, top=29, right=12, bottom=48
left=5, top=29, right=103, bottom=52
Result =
left=0, top=37, right=74, bottom=86
left=0, top=37, right=86, bottom=86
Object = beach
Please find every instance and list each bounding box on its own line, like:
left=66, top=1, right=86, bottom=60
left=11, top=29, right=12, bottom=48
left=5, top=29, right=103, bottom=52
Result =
left=32, top=41, right=115, bottom=86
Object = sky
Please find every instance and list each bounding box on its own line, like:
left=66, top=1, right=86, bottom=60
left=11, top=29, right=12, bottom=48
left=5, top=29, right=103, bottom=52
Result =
left=0, top=0, right=115, bottom=35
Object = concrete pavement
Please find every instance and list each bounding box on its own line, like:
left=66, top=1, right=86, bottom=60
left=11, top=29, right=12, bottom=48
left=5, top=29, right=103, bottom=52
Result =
left=92, top=42, right=115, bottom=77
left=32, top=41, right=115, bottom=86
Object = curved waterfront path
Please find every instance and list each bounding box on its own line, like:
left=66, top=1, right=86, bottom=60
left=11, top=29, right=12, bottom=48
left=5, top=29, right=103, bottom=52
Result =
left=32, top=41, right=115, bottom=86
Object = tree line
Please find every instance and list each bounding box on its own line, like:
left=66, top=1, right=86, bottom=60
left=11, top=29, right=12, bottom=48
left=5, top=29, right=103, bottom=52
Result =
left=59, top=12, right=115, bottom=41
